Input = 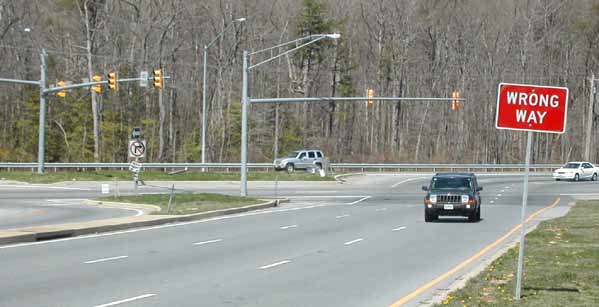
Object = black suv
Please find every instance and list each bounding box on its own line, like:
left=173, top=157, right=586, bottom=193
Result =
left=422, top=173, right=483, bottom=222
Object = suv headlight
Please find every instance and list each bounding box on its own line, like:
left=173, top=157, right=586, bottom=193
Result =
left=461, top=195, right=469, bottom=204
left=429, top=194, right=437, bottom=204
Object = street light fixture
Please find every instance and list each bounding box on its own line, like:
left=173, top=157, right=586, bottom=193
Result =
left=201, top=17, right=246, bottom=170
left=240, top=33, right=340, bottom=196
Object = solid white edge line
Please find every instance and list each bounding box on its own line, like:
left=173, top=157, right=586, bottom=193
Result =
left=92, top=293, right=156, bottom=307
left=47, top=198, right=90, bottom=203
left=391, top=226, right=407, bottom=231
left=259, top=260, right=291, bottom=269
left=346, top=196, right=371, bottom=205
left=391, top=177, right=426, bottom=188
left=279, top=225, right=298, bottom=230
left=336, top=214, right=350, bottom=219
left=344, top=238, right=363, bottom=245
left=0, top=202, right=335, bottom=250
left=281, top=195, right=367, bottom=199
left=0, top=184, right=90, bottom=191
left=84, top=255, right=129, bottom=264
left=192, top=239, right=223, bottom=246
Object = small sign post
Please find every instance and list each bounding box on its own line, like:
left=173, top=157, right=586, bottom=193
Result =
left=495, top=83, right=568, bottom=301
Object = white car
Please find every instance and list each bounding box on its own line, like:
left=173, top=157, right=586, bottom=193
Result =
left=553, top=162, right=599, bottom=181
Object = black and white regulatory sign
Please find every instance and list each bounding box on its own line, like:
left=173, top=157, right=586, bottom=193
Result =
left=128, top=139, right=147, bottom=158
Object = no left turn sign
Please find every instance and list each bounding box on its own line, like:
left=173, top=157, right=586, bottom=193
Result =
left=128, top=139, right=147, bottom=158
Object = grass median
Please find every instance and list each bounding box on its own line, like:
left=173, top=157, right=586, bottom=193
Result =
left=0, top=170, right=334, bottom=183
left=434, top=200, right=599, bottom=306
left=100, top=193, right=263, bottom=215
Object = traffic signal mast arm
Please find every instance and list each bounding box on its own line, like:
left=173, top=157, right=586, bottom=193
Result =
left=250, top=97, right=466, bottom=104
left=42, top=74, right=169, bottom=95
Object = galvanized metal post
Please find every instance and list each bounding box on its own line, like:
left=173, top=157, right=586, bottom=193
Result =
left=240, top=50, right=249, bottom=196
left=585, top=73, right=595, bottom=161
left=515, top=130, right=533, bottom=301
left=37, top=49, right=48, bottom=174
left=201, top=45, right=208, bottom=171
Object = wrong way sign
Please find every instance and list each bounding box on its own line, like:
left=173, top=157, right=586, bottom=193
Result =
left=128, top=139, right=147, bottom=158
left=495, top=83, right=569, bottom=134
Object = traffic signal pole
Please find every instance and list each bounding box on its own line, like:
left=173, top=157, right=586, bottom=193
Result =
left=38, top=49, right=48, bottom=174
left=1, top=55, right=164, bottom=174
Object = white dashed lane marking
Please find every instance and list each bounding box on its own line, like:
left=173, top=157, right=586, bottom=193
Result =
left=344, top=238, right=363, bottom=245
left=92, top=294, right=156, bottom=307
left=192, top=239, right=222, bottom=246
left=84, top=255, right=128, bottom=264
left=260, top=260, right=291, bottom=270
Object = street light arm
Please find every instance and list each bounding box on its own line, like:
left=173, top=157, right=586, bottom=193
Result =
left=249, top=34, right=338, bottom=56
left=206, top=18, right=245, bottom=49
left=248, top=35, right=327, bottom=70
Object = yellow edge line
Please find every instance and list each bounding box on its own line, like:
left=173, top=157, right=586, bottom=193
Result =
left=389, top=197, right=561, bottom=307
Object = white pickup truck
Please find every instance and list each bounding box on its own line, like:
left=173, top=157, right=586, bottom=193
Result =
left=553, top=161, right=599, bottom=181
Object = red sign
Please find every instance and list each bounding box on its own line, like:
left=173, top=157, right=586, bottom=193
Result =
left=495, top=83, right=568, bottom=133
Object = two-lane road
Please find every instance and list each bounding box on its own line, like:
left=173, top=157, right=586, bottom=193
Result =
left=0, top=174, right=595, bottom=306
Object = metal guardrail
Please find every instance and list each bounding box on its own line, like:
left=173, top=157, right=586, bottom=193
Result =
left=0, top=162, right=562, bottom=172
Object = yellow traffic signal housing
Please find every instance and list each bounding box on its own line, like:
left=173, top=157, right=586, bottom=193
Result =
left=367, top=88, right=374, bottom=108
left=56, top=81, right=67, bottom=98
left=92, top=75, right=102, bottom=93
left=107, top=71, right=118, bottom=91
left=152, top=69, right=163, bottom=89
left=451, top=90, right=460, bottom=110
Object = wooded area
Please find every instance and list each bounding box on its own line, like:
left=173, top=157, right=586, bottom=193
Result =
left=0, top=0, right=598, bottom=164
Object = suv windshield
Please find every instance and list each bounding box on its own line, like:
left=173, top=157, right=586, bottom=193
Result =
left=285, top=151, right=300, bottom=158
left=564, top=163, right=580, bottom=169
left=431, top=177, right=472, bottom=190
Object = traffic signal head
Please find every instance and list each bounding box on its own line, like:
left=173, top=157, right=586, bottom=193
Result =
left=367, top=88, right=374, bottom=108
left=152, top=69, right=163, bottom=89
left=107, top=71, right=118, bottom=91
left=56, top=81, right=66, bottom=98
left=92, top=75, right=102, bottom=93
left=451, top=90, right=460, bottom=110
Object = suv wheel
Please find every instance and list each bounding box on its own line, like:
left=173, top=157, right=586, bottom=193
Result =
left=286, top=163, right=295, bottom=173
left=425, top=211, right=437, bottom=222
left=592, top=173, right=597, bottom=181
left=574, top=173, right=580, bottom=182
left=468, top=208, right=480, bottom=222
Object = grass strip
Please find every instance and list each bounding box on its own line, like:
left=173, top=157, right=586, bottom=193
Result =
left=434, top=200, right=599, bottom=306
left=99, top=193, right=262, bottom=215
left=0, top=170, right=333, bottom=183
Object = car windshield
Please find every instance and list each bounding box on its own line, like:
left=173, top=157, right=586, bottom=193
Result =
left=564, top=163, right=580, bottom=169
left=431, top=177, right=472, bottom=190
left=285, top=151, right=300, bottom=158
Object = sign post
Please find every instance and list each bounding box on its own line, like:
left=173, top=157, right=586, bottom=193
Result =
left=128, top=137, right=146, bottom=190
left=495, top=82, right=568, bottom=301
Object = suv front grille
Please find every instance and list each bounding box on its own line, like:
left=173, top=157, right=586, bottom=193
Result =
left=438, top=195, right=461, bottom=203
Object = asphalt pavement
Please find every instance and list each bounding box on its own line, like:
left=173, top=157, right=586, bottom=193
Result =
left=0, top=173, right=596, bottom=306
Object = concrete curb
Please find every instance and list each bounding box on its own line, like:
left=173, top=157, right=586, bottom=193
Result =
left=333, top=173, right=366, bottom=183
left=0, top=198, right=288, bottom=246
left=83, top=200, right=162, bottom=214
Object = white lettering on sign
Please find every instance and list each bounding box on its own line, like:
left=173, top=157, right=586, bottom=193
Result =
left=506, top=91, right=560, bottom=108
left=516, top=110, right=547, bottom=124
